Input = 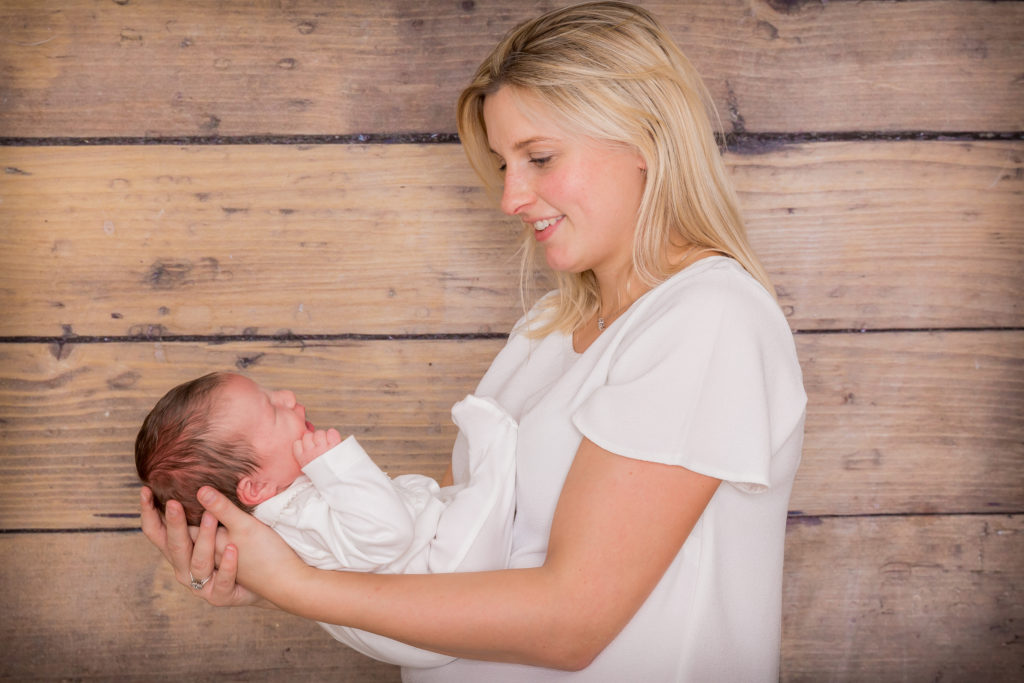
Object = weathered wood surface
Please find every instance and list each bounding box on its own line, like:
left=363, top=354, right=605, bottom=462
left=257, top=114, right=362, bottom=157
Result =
left=0, top=531, right=402, bottom=682
left=2, top=140, right=1020, bottom=337
left=0, top=142, right=520, bottom=338
left=1, top=0, right=1022, bottom=137
left=1, top=331, right=1020, bottom=530
left=1, top=515, right=1019, bottom=681
left=796, top=330, right=1024, bottom=517
left=1, top=1, right=1021, bottom=680
left=779, top=514, right=1023, bottom=682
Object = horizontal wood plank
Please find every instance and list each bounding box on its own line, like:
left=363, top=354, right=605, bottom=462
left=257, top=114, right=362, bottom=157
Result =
left=0, top=531, right=401, bottom=682
left=780, top=514, right=1023, bottom=681
left=0, top=1, right=1020, bottom=137
left=2, top=515, right=1019, bottom=680
left=0, top=143, right=521, bottom=338
left=0, top=331, right=1020, bottom=530
left=1, top=140, right=1020, bottom=336
left=796, top=330, right=1024, bottom=517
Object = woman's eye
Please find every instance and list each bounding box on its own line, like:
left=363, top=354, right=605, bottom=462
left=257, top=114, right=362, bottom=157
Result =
left=530, top=156, right=551, bottom=167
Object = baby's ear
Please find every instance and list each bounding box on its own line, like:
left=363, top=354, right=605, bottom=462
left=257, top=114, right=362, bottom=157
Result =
left=236, top=476, right=273, bottom=506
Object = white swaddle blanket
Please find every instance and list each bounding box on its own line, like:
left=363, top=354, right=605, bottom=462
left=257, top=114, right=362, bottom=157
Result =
left=254, top=394, right=518, bottom=667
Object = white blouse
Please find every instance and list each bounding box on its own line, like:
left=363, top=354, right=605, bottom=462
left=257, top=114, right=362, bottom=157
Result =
left=404, top=257, right=806, bottom=682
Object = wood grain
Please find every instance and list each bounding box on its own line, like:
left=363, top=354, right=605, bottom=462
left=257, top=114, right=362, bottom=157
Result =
left=0, top=531, right=401, bottom=682
left=1, top=515, right=1019, bottom=680
left=0, top=331, right=1020, bottom=530
left=796, top=330, right=1024, bottom=517
left=1, top=2, right=1021, bottom=678
left=2, top=140, right=1020, bottom=337
left=780, top=514, right=1023, bottom=682
left=1, top=1, right=1021, bottom=137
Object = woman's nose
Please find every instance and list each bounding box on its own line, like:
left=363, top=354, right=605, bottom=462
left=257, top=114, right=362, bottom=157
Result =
left=499, top=168, right=533, bottom=216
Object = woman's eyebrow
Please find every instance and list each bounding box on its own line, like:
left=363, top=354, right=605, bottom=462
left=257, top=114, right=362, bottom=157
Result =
left=489, top=136, right=557, bottom=155
left=513, top=136, right=555, bottom=150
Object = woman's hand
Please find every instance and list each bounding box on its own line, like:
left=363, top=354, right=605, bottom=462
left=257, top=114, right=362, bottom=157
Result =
left=140, top=486, right=266, bottom=607
left=193, top=485, right=312, bottom=607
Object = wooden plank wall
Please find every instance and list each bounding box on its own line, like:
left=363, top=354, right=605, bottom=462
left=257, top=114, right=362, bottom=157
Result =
left=1, top=1, right=1021, bottom=680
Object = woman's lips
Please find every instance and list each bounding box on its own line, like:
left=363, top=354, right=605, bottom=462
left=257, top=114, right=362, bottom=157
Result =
left=532, top=215, right=563, bottom=242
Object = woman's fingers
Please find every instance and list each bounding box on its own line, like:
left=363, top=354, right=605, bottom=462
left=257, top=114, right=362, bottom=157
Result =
left=139, top=486, right=263, bottom=606
left=197, top=485, right=249, bottom=527
left=139, top=487, right=169, bottom=558
left=207, top=544, right=239, bottom=606
left=142, top=488, right=212, bottom=591
left=188, top=510, right=219, bottom=589
left=195, top=485, right=307, bottom=607
left=162, top=498, right=197, bottom=585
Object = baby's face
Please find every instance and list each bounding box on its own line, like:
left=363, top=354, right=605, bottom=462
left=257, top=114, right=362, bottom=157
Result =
left=216, top=374, right=315, bottom=493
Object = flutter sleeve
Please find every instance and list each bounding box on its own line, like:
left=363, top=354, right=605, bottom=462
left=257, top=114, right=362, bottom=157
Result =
left=572, top=270, right=806, bottom=492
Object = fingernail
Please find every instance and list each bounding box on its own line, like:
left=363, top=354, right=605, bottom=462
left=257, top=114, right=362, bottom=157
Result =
left=198, top=487, right=215, bottom=504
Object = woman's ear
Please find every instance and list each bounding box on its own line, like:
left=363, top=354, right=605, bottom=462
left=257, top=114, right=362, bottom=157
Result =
left=237, top=475, right=273, bottom=506
left=634, top=148, right=647, bottom=174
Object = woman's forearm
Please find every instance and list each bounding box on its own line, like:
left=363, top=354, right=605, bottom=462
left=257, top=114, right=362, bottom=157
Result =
left=201, top=483, right=605, bottom=669
left=267, top=442, right=720, bottom=670
left=212, top=440, right=718, bottom=670
left=283, top=564, right=602, bottom=670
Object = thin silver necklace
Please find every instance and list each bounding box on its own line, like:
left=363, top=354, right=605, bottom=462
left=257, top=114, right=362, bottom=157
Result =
left=597, top=301, right=630, bottom=332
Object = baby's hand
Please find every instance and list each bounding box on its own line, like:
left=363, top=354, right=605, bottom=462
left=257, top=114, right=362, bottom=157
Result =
left=293, top=428, right=342, bottom=468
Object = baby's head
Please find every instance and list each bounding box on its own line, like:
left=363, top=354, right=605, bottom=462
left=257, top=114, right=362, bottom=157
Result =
left=135, top=371, right=314, bottom=525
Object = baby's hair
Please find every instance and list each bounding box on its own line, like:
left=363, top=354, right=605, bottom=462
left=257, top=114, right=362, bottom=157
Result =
left=135, top=371, right=259, bottom=525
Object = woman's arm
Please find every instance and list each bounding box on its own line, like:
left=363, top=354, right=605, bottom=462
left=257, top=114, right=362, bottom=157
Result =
left=190, top=437, right=720, bottom=670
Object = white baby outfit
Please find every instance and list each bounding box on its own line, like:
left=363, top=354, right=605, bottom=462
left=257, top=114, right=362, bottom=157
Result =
left=254, top=394, right=517, bottom=668
left=403, top=257, right=807, bottom=682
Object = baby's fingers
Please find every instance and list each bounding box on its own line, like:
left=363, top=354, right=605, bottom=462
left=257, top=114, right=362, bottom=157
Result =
left=310, top=428, right=342, bottom=449
left=293, top=430, right=315, bottom=458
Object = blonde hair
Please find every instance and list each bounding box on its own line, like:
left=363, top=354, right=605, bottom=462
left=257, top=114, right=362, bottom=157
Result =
left=456, top=1, right=774, bottom=335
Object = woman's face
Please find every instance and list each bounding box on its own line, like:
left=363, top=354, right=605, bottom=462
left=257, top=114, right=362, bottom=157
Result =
left=482, top=86, right=646, bottom=280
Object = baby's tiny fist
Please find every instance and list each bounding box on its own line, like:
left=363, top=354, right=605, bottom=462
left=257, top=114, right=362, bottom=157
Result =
left=293, top=428, right=343, bottom=468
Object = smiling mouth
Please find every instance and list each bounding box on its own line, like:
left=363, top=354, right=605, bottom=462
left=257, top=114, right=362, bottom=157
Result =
left=532, top=216, right=563, bottom=231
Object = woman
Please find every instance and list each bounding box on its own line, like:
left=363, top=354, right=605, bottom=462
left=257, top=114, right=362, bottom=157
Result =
left=141, top=2, right=807, bottom=680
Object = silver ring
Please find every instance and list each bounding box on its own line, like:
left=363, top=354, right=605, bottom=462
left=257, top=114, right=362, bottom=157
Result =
left=189, top=571, right=212, bottom=590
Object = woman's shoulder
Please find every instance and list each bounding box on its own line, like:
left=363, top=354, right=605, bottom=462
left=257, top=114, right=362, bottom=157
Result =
left=644, top=257, right=785, bottom=326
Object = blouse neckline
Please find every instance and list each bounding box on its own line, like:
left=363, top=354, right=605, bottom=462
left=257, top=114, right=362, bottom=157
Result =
left=567, top=256, right=731, bottom=355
